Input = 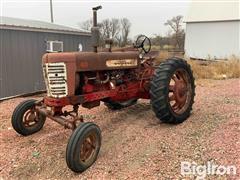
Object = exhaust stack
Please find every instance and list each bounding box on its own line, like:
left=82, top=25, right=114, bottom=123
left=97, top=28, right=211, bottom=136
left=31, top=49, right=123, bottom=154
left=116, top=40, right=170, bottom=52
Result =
left=91, top=6, right=102, bottom=53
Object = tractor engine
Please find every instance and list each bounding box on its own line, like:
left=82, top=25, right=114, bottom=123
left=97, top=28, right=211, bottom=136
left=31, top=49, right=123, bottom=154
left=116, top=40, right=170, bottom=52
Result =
left=42, top=50, right=154, bottom=109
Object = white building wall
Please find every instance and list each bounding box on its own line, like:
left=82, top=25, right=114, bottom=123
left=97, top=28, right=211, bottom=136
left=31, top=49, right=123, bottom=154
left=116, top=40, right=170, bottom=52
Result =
left=185, top=1, right=239, bottom=22
left=185, top=21, right=240, bottom=59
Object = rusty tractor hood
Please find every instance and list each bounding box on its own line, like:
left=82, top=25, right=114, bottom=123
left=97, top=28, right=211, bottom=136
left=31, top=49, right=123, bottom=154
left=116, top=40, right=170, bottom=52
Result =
left=42, top=51, right=140, bottom=71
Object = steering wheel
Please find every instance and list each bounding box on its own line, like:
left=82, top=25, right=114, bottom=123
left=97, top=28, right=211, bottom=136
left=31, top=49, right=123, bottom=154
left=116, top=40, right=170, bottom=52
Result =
left=134, top=35, right=151, bottom=54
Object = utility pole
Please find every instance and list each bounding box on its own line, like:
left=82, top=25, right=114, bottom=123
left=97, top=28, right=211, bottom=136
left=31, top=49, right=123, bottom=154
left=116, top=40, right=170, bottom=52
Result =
left=50, top=0, right=54, bottom=23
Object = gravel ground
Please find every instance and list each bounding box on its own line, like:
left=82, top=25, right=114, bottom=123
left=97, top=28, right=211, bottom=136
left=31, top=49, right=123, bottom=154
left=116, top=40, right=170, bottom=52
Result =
left=0, top=79, right=239, bottom=179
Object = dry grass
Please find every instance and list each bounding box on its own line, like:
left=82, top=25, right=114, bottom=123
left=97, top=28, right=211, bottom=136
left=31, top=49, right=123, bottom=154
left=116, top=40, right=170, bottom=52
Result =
left=188, top=58, right=240, bottom=79
left=155, top=51, right=185, bottom=61
left=155, top=51, right=240, bottom=79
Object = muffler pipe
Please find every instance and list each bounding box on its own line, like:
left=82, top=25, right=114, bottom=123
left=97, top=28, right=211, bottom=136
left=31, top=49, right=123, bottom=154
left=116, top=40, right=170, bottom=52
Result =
left=91, top=5, right=102, bottom=53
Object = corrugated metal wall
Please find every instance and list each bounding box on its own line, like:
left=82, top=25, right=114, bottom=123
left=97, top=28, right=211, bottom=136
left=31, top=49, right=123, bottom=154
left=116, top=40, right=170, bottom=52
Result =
left=0, top=29, right=91, bottom=99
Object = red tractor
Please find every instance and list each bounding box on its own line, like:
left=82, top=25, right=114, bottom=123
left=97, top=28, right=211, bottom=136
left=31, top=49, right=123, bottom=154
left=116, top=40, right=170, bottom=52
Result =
left=11, top=6, right=195, bottom=172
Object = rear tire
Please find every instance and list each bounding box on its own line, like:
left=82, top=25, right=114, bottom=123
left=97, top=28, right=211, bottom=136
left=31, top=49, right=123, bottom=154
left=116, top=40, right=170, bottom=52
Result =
left=11, top=99, right=46, bottom=136
left=150, top=58, right=195, bottom=124
left=66, top=122, right=101, bottom=173
left=104, top=99, right=138, bottom=110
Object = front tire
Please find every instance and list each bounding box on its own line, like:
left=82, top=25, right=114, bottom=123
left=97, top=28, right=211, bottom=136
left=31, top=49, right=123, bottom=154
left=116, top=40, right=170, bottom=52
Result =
left=11, top=99, right=46, bottom=136
left=150, top=58, right=195, bottom=124
left=66, top=122, right=101, bottom=173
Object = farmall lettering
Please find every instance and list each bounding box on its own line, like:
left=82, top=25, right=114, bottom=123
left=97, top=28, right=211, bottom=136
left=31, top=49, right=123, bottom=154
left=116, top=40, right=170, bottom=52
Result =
left=106, top=59, right=138, bottom=67
left=11, top=5, right=195, bottom=173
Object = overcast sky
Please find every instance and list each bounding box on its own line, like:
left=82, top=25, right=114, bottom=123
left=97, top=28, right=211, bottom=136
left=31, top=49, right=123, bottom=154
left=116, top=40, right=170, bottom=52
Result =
left=1, top=0, right=190, bottom=37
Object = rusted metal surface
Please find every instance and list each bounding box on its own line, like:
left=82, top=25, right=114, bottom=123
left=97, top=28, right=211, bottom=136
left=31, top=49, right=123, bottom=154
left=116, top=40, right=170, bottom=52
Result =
left=42, top=55, right=155, bottom=106
left=43, top=53, right=76, bottom=96
left=91, top=6, right=102, bottom=52
left=75, top=52, right=140, bottom=71
left=168, top=69, right=192, bottom=114
left=43, top=51, right=140, bottom=71
left=23, top=109, right=38, bottom=127
left=36, top=105, right=82, bottom=130
left=42, top=51, right=140, bottom=96
left=80, top=131, right=98, bottom=163
left=44, top=95, right=84, bottom=107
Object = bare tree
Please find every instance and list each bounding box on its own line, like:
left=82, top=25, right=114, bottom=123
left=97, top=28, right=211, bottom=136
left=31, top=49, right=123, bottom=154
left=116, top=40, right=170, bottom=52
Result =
left=115, top=35, right=122, bottom=47
left=121, top=18, right=131, bottom=47
left=110, top=18, right=120, bottom=40
left=78, top=17, right=131, bottom=47
left=101, top=19, right=111, bottom=39
left=164, top=15, right=185, bottom=49
left=100, top=18, right=120, bottom=42
left=79, top=19, right=93, bottom=31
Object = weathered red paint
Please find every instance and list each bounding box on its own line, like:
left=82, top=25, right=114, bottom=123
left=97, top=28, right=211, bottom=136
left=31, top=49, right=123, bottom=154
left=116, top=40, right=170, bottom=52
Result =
left=44, top=77, right=151, bottom=107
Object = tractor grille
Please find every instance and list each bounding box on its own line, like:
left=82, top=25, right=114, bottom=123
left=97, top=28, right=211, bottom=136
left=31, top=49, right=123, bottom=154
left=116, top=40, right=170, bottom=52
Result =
left=43, top=62, right=68, bottom=98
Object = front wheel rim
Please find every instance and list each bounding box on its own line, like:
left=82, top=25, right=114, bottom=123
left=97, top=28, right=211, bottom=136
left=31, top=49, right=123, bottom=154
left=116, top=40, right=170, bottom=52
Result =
left=23, top=108, right=39, bottom=127
left=79, top=132, right=98, bottom=164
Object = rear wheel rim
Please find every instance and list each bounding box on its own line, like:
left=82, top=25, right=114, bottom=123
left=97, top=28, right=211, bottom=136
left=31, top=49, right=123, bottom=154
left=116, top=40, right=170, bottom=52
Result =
left=168, top=69, right=192, bottom=115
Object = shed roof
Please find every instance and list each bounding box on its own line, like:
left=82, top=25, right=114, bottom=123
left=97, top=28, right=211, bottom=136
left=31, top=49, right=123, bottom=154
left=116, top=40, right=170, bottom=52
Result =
left=0, top=16, right=91, bottom=36
left=185, top=1, right=240, bottom=23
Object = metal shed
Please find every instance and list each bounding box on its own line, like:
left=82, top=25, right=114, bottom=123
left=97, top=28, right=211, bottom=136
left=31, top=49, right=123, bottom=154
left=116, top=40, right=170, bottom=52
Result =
left=0, top=17, right=92, bottom=99
left=184, top=1, right=240, bottom=60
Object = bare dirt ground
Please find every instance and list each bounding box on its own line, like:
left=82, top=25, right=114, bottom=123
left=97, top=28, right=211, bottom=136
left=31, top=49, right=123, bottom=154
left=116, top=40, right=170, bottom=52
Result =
left=0, top=79, right=239, bottom=179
